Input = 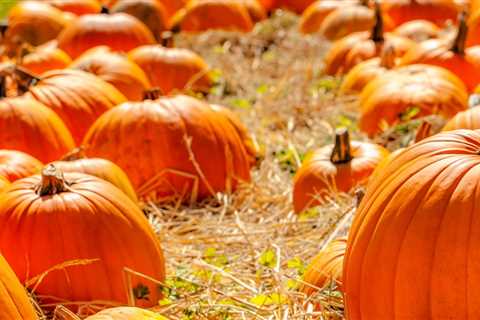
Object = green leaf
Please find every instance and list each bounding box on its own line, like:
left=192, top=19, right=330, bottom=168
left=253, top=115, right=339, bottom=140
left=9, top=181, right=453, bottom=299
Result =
left=259, top=249, right=277, bottom=268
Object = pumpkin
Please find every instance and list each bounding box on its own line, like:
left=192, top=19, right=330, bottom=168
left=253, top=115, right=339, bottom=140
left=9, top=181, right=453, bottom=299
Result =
left=299, top=0, right=353, bottom=34
left=359, top=65, right=468, bottom=136
left=241, top=0, right=267, bottom=22
left=393, top=19, right=441, bottom=42
left=41, top=0, right=102, bottom=15
left=382, top=0, right=459, bottom=27
left=22, top=69, right=127, bottom=144
left=85, top=307, right=167, bottom=319
left=70, top=46, right=150, bottom=101
left=293, top=128, right=389, bottom=213
left=170, top=0, right=254, bottom=33
left=301, top=237, right=347, bottom=296
left=50, top=148, right=137, bottom=202
left=20, top=45, right=72, bottom=75
left=273, top=0, right=316, bottom=14
left=344, top=129, right=480, bottom=319
left=158, top=0, right=188, bottom=18
left=4, top=1, right=71, bottom=48
left=0, top=95, right=75, bottom=163
left=111, top=0, right=168, bottom=43
left=339, top=45, right=397, bottom=94
left=466, top=8, right=480, bottom=47
left=0, top=150, right=43, bottom=182
left=400, top=12, right=480, bottom=92
left=129, top=45, right=212, bottom=94
left=324, top=3, right=414, bottom=75
left=83, top=94, right=256, bottom=202
left=0, top=176, right=10, bottom=193
left=0, top=254, right=38, bottom=320
left=57, top=13, right=156, bottom=59
left=443, top=105, right=480, bottom=131
left=0, top=165, right=165, bottom=308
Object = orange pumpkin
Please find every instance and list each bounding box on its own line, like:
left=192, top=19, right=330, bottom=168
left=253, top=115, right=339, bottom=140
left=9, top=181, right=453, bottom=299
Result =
left=20, top=45, right=72, bottom=75
left=0, top=96, right=75, bottom=163
left=85, top=307, right=167, bottom=319
left=272, top=0, right=316, bottom=14
left=301, top=237, right=347, bottom=296
left=50, top=148, right=137, bottom=202
left=359, top=65, right=468, bottom=136
left=83, top=95, right=256, bottom=202
left=339, top=45, right=397, bottom=94
left=41, top=0, right=102, bottom=15
left=443, top=106, right=480, bottom=131
left=57, top=13, right=156, bottom=59
left=382, top=0, right=459, bottom=27
left=70, top=46, right=150, bottom=101
left=23, top=69, right=127, bottom=144
left=111, top=0, right=168, bottom=42
left=466, top=8, right=480, bottom=47
left=158, top=0, right=188, bottom=18
left=293, top=128, right=389, bottom=213
left=0, top=254, right=38, bottom=319
left=324, top=3, right=414, bottom=75
left=400, top=12, right=480, bottom=92
left=393, top=19, right=441, bottom=42
left=0, top=150, right=43, bottom=182
left=0, top=165, right=165, bottom=308
left=129, top=45, right=212, bottom=94
left=299, top=0, right=353, bottom=34
left=170, top=0, right=254, bottom=33
left=344, top=130, right=480, bottom=319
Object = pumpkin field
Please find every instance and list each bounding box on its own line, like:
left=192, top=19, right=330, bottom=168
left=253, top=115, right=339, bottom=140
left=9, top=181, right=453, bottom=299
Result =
left=1, top=0, right=480, bottom=319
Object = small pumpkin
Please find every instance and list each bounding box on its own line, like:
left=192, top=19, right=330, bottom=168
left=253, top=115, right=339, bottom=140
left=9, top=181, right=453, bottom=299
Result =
left=85, top=307, right=167, bottom=319
left=393, top=19, right=441, bottom=42
left=57, top=13, right=156, bottom=59
left=344, top=129, right=480, bottom=319
left=0, top=150, right=43, bottom=182
left=20, top=44, right=72, bottom=75
left=70, top=46, right=150, bottom=101
left=443, top=105, right=480, bottom=131
left=129, top=45, right=212, bottom=94
left=0, top=165, right=165, bottom=308
left=293, top=128, right=389, bottom=213
left=359, top=65, right=468, bottom=136
left=300, top=237, right=347, bottom=296
left=382, top=0, right=459, bottom=27
left=83, top=94, right=256, bottom=202
left=0, top=254, right=38, bottom=320
left=40, top=0, right=102, bottom=15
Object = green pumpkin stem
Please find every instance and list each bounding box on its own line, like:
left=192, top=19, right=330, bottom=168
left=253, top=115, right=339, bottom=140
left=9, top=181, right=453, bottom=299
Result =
left=143, top=87, right=163, bottom=100
left=331, top=128, right=353, bottom=164
left=451, top=11, right=468, bottom=55
left=370, top=1, right=384, bottom=43
left=36, top=164, right=69, bottom=196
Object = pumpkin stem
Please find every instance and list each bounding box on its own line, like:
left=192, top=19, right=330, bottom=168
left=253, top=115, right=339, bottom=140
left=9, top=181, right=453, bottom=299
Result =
left=370, top=1, right=384, bottom=43
left=36, top=164, right=69, bottom=196
left=61, top=147, right=86, bottom=161
left=414, top=121, right=432, bottom=143
left=100, top=5, right=110, bottom=14
left=143, top=87, right=163, bottom=100
left=330, top=128, right=353, bottom=164
left=379, top=45, right=396, bottom=69
left=0, top=76, right=6, bottom=98
left=53, top=306, right=81, bottom=320
left=451, top=11, right=468, bottom=55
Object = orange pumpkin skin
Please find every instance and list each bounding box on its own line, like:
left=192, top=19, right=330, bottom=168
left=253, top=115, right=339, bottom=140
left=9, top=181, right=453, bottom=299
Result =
left=41, top=0, right=102, bottom=15
left=301, top=238, right=347, bottom=296
left=57, top=13, right=156, bottom=59
left=293, top=130, right=389, bottom=213
left=317, top=6, right=376, bottom=40
left=393, top=19, right=440, bottom=42
left=50, top=156, right=138, bottom=202
left=344, top=130, right=480, bottom=320
left=111, top=0, right=168, bottom=42
left=85, top=307, right=166, bottom=319
left=382, top=0, right=458, bottom=27
left=0, top=97, right=75, bottom=163
left=158, top=0, right=187, bottom=18
left=443, top=106, right=480, bottom=131
left=20, top=45, right=72, bottom=75
left=273, top=0, right=316, bottom=14
left=171, top=0, right=254, bottom=33
left=0, top=176, right=10, bottom=193
left=359, top=65, right=468, bottom=136
left=24, top=69, right=127, bottom=144
left=70, top=46, right=150, bottom=101
left=129, top=45, right=212, bottom=94
left=83, top=95, right=256, bottom=202
left=241, top=0, right=267, bottom=22
left=0, top=254, right=38, bottom=320
left=0, top=166, right=165, bottom=308
left=0, top=150, right=43, bottom=182
left=299, top=0, right=349, bottom=34
left=465, top=10, right=480, bottom=47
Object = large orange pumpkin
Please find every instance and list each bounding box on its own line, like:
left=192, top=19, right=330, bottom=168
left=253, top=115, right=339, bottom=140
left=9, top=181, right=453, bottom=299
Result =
left=344, top=129, right=480, bottom=319
left=0, top=96, right=75, bottom=163
left=0, top=254, right=38, bottom=320
left=70, top=46, right=150, bottom=101
left=85, top=307, right=167, bottom=319
left=0, top=150, right=43, bottom=182
left=382, top=0, right=459, bottom=27
left=57, top=13, right=156, bottom=59
left=83, top=95, right=256, bottom=202
left=20, top=45, right=72, bottom=75
left=293, top=128, right=389, bottom=213
left=129, top=45, right=212, bottom=94
left=301, top=237, right=347, bottom=296
left=170, top=0, right=254, bottom=33
left=40, top=0, right=102, bottom=15
left=0, top=165, right=165, bottom=308
left=359, top=65, right=468, bottom=136
left=23, top=69, right=127, bottom=144
left=393, top=19, right=441, bottom=42
left=442, top=106, right=480, bottom=131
